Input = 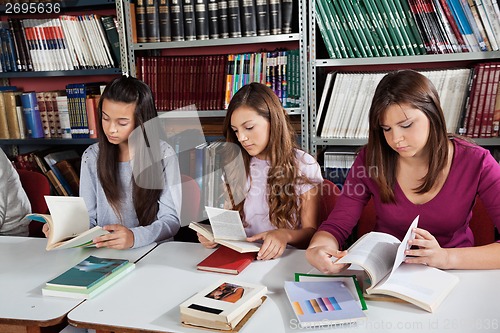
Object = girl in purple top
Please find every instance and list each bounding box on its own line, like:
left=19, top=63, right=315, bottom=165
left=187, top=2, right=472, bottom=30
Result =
left=307, top=70, right=500, bottom=272
left=197, top=83, right=323, bottom=260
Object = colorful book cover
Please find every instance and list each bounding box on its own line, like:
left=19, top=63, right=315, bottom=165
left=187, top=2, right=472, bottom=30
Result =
left=284, top=280, right=366, bottom=328
left=46, top=255, right=129, bottom=289
left=20, top=91, right=44, bottom=138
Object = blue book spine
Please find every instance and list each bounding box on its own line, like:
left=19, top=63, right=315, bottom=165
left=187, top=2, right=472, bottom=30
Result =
left=20, top=92, right=44, bottom=138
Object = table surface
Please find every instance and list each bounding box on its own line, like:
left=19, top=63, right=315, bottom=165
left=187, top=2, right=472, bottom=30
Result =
left=67, top=241, right=500, bottom=333
left=0, top=236, right=155, bottom=327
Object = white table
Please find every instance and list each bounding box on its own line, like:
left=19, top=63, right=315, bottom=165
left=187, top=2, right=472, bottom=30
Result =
left=0, top=236, right=156, bottom=333
left=67, top=241, right=500, bottom=333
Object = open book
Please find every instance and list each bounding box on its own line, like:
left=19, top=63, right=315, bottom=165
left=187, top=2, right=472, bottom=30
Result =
left=189, top=207, right=260, bottom=253
left=27, top=196, right=108, bottom=251
left=335, top=216, right=459, bottom=312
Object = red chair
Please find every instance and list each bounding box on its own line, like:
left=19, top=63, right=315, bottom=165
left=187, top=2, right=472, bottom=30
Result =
left=317, top=179, right=341, bottom=225
left=17, top=169, right=51, bottom=237
left=174, top=174, right=202, bottom=242
left=356, top=196, right=495, bottom=247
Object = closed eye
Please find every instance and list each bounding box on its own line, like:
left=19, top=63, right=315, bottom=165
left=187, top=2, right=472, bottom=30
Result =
left=401, top=122, right=412, bottom=129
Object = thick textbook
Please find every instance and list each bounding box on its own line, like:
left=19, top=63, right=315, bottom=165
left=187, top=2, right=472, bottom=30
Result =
left=180, top=279, right=267, bottom=331
left=284, top=279, right=366, bottom=328
left=189, top=207, right=260, bottom=253
left=43, top=255, right=135, bottom=299
left=26, top=196, right=108, bottom=251
left=197, top=246, right=256, bottom=275
left=335, top=216, right=459, bottom=312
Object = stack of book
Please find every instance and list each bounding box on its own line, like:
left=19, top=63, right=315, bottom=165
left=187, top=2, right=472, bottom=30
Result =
left=42, top=255, right=135, bottom=299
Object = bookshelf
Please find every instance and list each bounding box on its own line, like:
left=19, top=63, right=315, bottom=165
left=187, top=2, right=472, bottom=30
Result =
left=308, top=0, right=500, bottom=156
left=0, top=0, right=122, bottom=154
left=117, top=0, right=309, bottom=150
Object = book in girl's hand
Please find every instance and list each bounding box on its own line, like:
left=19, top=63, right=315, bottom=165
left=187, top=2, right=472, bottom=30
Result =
left=26, top=196, right=108, bottom=250
left=42, top=255, right=135, bottom=299
left=197, top=246, right=256, bottom=275
left=180, top=279, right=267, bottom=331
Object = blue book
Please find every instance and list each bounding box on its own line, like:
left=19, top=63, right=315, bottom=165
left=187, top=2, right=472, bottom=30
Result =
left=20, top=92, right=44, bottom=138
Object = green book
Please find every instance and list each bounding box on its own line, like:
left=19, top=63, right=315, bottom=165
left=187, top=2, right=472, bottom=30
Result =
left=356, top=0, right=388, bottom=57
left=327, top=0, right=361, bottom=57
left=362, top=0, right=397, bottom=56
left=46, top=255, right=130, bottom=289
left=43, top=262, right=135, bottom=299
left=315, top=1, right=341, bottom=58
left=377, top=0, right=410, bottom=56
left=394, top=0, right=426, bottom=54
left=386, top=0, right=417, bottom=55
left=370, top=0, right=404, bottom=55
left=344, top=0, right=378, bottom=57
left=336, top=0, right=370, bottom=57
left=319, top=0, right=351, bottom=58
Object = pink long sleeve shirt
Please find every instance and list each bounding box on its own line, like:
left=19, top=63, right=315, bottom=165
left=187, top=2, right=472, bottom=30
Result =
left=319, top=138, right=500, bottom=248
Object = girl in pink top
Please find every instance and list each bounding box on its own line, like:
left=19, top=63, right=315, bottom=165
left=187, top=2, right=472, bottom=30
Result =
left=307, top=70, right=500, bottom=272
left=198, top=83, right=323, bottom=260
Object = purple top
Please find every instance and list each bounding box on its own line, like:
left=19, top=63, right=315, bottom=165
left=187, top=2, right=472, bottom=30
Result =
left=319, top=138, right=500, bottom=248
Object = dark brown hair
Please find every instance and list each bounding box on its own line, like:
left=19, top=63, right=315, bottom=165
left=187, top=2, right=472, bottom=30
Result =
left=96, top=75, right=162, bottom=226
left=366, top=70, right=449, bottom=203
left=222, top=82, right=313, bottom=229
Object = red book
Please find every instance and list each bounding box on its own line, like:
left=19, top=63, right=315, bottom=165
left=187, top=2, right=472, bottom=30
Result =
left=197, top=246, right=256, bottom=275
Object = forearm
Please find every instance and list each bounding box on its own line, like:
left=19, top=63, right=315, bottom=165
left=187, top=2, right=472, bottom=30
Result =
left=283, top=227, right=317, bottom=249
left=307, top=230, right=340, bottom=251
left=446, top=243, right=500, bottom=269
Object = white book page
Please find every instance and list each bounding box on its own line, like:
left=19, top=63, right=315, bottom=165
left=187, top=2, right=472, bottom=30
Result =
left=45, top=196, right=90, bottom=244
left=336, top=232, right=400, bottom=286
left=372, top=263, right=459, bottom=312
left=390, top=216, right=419, bottom=275
left=205, top=207, right=247, bottom=241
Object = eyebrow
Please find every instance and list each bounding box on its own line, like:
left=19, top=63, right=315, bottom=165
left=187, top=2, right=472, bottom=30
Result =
left=101, top=111, right=131, bottom=121
left=231, top=120, right=253, bottom=128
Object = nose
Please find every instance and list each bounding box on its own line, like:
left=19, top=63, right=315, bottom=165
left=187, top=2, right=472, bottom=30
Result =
left=237, top=132, right=248, bottom=142
left=109, top=123, right=118, bottom=134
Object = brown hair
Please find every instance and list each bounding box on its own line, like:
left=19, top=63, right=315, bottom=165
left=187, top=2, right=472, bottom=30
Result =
left=96, top=75, right=162, bottom=226
left=222, top=82, right=313, bottom=229
left=366, top=70, right=449, bottom=203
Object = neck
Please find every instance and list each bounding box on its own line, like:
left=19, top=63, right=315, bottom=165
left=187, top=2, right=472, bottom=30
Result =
left=118, top=142, right=130, bottom=162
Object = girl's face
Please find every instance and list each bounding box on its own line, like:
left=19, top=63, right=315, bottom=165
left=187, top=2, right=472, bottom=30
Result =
left=101, top=99, right=136, bottom=148
left=230, top=105, right=270, bottom=160
left=380, top=103, right=430, bottom=159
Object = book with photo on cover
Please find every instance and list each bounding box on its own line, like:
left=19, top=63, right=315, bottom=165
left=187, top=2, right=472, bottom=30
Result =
left=42, top=255, right=135, bottom=299
left=335, top=216, right=459, bottom=312
left=180, top=279, right=267, bottom=331
left=197, top=246, right=256, bottom=275
left=26, top=196, right=108, bottom=250
left=189, top=207, right=260, bottom=253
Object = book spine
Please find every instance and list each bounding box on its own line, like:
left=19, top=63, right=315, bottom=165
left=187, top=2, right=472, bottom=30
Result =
left=195, top=0, right=210, bottom=40
left=183, top=0, right=197, bottom=41
left=269, top=0, right=282, bottom=35
left=227, top=0, right=242, bottom=37
left=255, top=0, right=270, bottom=36
left=159, top=0, right=172, bottom=42
left=170, top=0, right=185, bottom=41
left=282, top=0, right=294, bottom=34
left=217, top=0, right=230, bottom=38
left=20, top=92, right=44, bottom=138
left=36, top=92, right=51, bottom=138
left=0, top=93, right=10, bottom=138
left=136, top=0, right=148, bottom=43
left=56, top=95, right=72, bottom=139
left=239, top=0, right=257, bottom=37
left=101, top=17, right=121, bottom=67
left=145, top=0, right=161, bottom=43
left=208, top=0, right=220, bottom=38
left=3, top=92, right=21, bottom=139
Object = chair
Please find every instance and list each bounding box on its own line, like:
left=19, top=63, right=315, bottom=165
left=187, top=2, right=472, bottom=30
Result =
left=17, top=169, right=51, bottom=237
left=174, top=174, right=202, bottom=242
left=355, top=196, right=496, bottom=247
left=317, top=179, right=341, bottom=225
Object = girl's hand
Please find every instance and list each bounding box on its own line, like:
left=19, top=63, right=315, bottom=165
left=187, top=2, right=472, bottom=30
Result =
left=247, top=230, right=288, bottom=260
left=197, top=233, right=218, bottom=249
left=405, top=227, right=450, bottom=269
left=93, top=224, right=134, bottom=250
left=305, top=246, right=349, bottom=274
left=42, top=223, right=49, bottom=238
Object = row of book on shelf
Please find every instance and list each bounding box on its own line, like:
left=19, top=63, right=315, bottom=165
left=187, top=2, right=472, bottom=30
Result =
left=315, top=0, right=500, bottom=59
left=316, top=63, right=500, bottom=139
left=0, top=15, right=120, bottom=72
left=133, top=0, right=295, bottom=43
left=0, top=82, right=106, bottom=140
left=136, top=48, right=300, bottom=111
